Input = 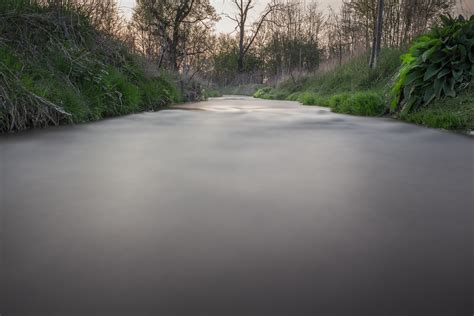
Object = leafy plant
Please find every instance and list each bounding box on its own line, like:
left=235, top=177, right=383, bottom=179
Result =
left=391, top=15, right=474, bottom=114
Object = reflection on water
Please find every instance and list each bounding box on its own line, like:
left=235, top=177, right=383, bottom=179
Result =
left=1, top=97, right=473, bottom=315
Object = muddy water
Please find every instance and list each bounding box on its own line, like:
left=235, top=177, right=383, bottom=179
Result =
left=1, top=96, right=473, bottom=315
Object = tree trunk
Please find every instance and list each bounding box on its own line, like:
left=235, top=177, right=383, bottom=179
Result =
left=238, top=22, right=245, bottom=73
left=169, top=26, right=180, bottom=71
left=369, top=0, right=384, bottom=69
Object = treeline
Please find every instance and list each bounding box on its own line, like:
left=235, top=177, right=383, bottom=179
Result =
left=125, top=0, right=456, bottom=87
left=18, top=0, right=452, bottom=88
left=328, top=0, right=455, bottom=63
left=0, top=0, right=462, bottom=92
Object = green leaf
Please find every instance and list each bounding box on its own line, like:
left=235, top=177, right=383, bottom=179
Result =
left=403, top=84, right=412, bottom=100
left=422, top=46, right=438, bottom=62
left=424, top=64, right=441, bottom=81
left=431, top=51, right=447, bottom=64
left=453, top=69, right=463, bottom=81
left=443, top=79, right=456, bottom=97
left=422, top=87, right=435, bottom=104
left=401, top=53, right=416, bottom=63
left=437, top=68, right=451, bottom=79
left=405, top=71, right=424, bottom=85
left=433, top=78, right=444, bottom=99
left=401, top=96, right=419, bottom=114
left=440, top=15, right=452, bottom=26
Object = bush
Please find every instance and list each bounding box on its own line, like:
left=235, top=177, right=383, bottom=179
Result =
left=392, top=15, right=474, bottom=114
left=327, top=93, right=351, bottom=112
left=285, top=92, right=302, bottom=101
left=253, top=87, right=273, bottom=99
left=297, top=92, right=329, bottom=107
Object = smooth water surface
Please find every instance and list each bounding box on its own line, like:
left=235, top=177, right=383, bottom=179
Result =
left=1, top=96, right=473, bottom=315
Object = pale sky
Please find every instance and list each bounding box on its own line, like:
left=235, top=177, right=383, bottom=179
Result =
left=116, top=0, right=344, bottom=33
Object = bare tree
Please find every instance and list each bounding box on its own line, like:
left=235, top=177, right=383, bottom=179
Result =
left=133, top=0, right=217, bottom=71
left=227, top=0, right=279, bottom=73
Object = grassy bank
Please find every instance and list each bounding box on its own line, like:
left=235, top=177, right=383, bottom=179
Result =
left=254, top=49, right=402, bottom=116
left=255, top=42, right=473, bottom=131
left=0, top=2, right=182, bottom=132
left=398, top=87, right=473, bottom=130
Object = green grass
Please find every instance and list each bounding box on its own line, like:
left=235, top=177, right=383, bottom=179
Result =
left=254, top=47, right=473, bottom=131
left=256, top=49, right=402, bottom=101
left=0, top=3, right=181, bottom=132
left=254, top=49, right=402, bottom=117
left=330, top=92, right=386, bottom=116
left=290, top=91, right=386, bottom=116
left=399, top=87, right=474, bottom=131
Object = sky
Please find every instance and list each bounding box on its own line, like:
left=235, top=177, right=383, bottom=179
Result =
left=116, top=0, right=344, bottom=34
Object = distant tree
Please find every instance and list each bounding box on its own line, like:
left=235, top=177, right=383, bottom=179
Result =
left=227, top=0, right=279, bottom=74
left=133, top=0, right=217, bottom=71
left=262, top=0, right=324, bottom=79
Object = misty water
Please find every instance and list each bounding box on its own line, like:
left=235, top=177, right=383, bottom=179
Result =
left=1, top=96, right=473, bottom=315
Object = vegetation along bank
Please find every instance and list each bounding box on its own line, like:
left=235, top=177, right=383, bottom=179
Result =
left=0, top=0, right=193, bottom=132
left=255, top=15, right=474, bottom=132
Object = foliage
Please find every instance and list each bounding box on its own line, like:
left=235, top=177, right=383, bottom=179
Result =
left=253, top=87, right=273, bottom=99
left=254, top=48, right=401, bottom=114
left=203, top=89, right=222, bottom=99
left=330, top=92, right=386, bottom=116
left=0, top=3, right=180, bottom=132
left=400, top=86, right=474, bottom=130
left=254, top=38, right=472, bottom=128
left=290, top=91, right=386, bottom=117
left=297, top=92, right=329, bottom=107
left=391, top=15, right=474, bottom=114
left=255, top=49, right=402, bottom=101
left=210, top=35, right=264, bottom=86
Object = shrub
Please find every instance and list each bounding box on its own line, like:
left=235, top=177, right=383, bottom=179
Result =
left=297, top=92, right=329, bottom=107
left=327, top=93, right=351, bottom=112
left=285, top=92, right=302, bottom=101
left=254, top=87, right=272, bottom=98
left=391, top=15, right=474, bottom=114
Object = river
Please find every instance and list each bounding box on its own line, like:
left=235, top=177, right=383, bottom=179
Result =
left=1, top=96, right=473, bottom=315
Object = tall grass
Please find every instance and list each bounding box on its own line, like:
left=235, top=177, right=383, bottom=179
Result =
left=258, top=49, right=402, bottom=99
left=254, top=49, right=402, bottom=117
left=0, top=2, right=181, bottom=132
